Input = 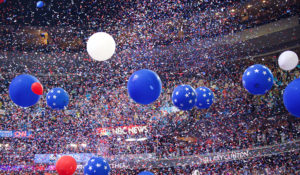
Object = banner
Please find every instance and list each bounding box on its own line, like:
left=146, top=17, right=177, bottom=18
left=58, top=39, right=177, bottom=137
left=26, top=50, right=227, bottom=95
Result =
left=34, top=153, right=95, bottom=164
left=110, top=140, right=300, bottom=169
left=19, top=140, right=300, bottom=170
left=0, top=130, right=32, bottom=138
left=34, top=153, right=155, bottom=165
left=0, top=131, right=12, bottom=137
left=96, top=125, right=149, bottom=136
left=0, top=164, right=83, bottom=171
left=0, top=165, right=47, bottom=171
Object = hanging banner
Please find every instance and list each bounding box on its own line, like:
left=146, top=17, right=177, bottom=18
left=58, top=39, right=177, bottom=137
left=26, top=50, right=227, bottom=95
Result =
left=34, top=153, right=95, bottom=164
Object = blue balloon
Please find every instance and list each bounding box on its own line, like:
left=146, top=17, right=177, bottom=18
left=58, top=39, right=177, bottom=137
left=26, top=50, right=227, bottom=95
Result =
left=172, top=85, right=196, bottom=111
left=9, top=74, right=41, bottom=107
left=138, top=171, right=154, bottom=175
left=283, top=78, right=300, bottom=118
left=36, top=1, right=44, bottom=8
left=84, top=164, right=92, bottom=175
left=195, top=87, right=214, bottom=109
left=84, top=157, right=110, bottom=175
left=46, top=88, right=69, bottom=110
left=127, top=69, right=162, bottom=105
left=242, top=64, right=274, bottom=95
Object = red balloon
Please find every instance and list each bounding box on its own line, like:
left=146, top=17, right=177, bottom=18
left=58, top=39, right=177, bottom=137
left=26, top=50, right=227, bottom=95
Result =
left=56, top=155, right=77, bottom=175
left=31, top=82, right=43, bottom=95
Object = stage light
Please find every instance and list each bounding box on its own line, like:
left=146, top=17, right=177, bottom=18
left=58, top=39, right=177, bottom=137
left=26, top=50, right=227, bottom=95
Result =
left=125, top=138, right=148, bottom=142
left=137, top=137, right=147, bottom=141
left=125, top=138, right=136, bottom=142
left=70, top=143, right=77, bottom=147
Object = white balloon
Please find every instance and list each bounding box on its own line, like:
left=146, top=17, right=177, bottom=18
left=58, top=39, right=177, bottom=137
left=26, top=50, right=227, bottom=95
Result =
left=278, top=51, right=298, bottom=71
left=87, top=32, right=116, bottom=61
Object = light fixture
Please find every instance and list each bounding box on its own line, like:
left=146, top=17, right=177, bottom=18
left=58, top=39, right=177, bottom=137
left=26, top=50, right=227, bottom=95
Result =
left=247, top=5, right=252, bottom=8
left=70, top=143, right=77, bottom=147
left=125, top=138, right=148, bottom=142
left=136, top=137, right=147, bottom=141
left=125, top=138, right=136, bottom=142
left=81, top=143, right=87, bottom=147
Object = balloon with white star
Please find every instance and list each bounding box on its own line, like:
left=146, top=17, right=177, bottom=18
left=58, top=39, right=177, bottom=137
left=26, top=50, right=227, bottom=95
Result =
left=172, top=85, right=197, bottom=111
left=84, top=157, right=110, bottom=175
left=195, top=87, right=214, bottom=109
left=127, top=69, right=162, bottom=105
left=278, top=51, right=298, bottom=71
left=283, top=78, right=300, bottom=118
left=138, top=171, right=154, bottom=175
left=242, top=64, right=274, bottom=95
left=46, top=87, right=69, bottom=110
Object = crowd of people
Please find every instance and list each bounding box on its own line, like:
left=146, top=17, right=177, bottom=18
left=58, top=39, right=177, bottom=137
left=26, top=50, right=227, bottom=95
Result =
left=0, top=0, right=299, bottom=53
left=0, top=46, right=299, bottom=174
left=0, top=0, right=299, bottom=174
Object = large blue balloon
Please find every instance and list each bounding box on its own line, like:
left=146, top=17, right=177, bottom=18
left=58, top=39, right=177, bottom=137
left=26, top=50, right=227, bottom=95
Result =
left=138, top=171, right=154, bottom=175
left=36, top=1, right=44, bottom=8
left=242, top=64, right=274, bottom=95
left=84, top=157, right=110, bottom=175
left=9, top=74, right=41, bottom=107
left=127, top=69, right=162, bottom=105
left=172, top=85, right=196, bottom=111
left=46, top=88, right=69, bottom=110
left=283, top=78, right=300, bottom=118
left=195, top=87, right=214, bottom=109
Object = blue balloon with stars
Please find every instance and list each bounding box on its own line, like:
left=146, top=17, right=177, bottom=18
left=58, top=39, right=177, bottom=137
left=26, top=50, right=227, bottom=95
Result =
left=172, top=85, right=197, bottom=111
left=195, top=87, right=214, bottom=109
left=46, top=87, right=69, bottom=110
left=138, top=171, right=154, bottom=175
left=127, top=69, right=162, bottom=105
left=242, top=64, right=274, bottom=95
left=283, top=78, right=300, bottom=118
left=84, top=157, right=110, bottom=175
left=9, top=74, right=42, bottom=107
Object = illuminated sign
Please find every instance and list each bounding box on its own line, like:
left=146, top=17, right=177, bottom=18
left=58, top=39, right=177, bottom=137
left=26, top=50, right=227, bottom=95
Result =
left=97, top=125, right=149, bottom=136
left=0, top=130, right=32, bottom=138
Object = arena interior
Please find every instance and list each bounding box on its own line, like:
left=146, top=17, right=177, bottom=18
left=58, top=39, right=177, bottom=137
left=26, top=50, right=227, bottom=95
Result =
left=0, top=0, right=300, bottom=174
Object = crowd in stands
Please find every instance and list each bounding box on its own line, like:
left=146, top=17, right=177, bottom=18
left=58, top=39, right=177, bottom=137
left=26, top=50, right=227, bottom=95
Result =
left=0, top=46, right=299, bottom=174
left=0, top=0, right=299, bottom=174
left=0, top=0, right=299, bottom=53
